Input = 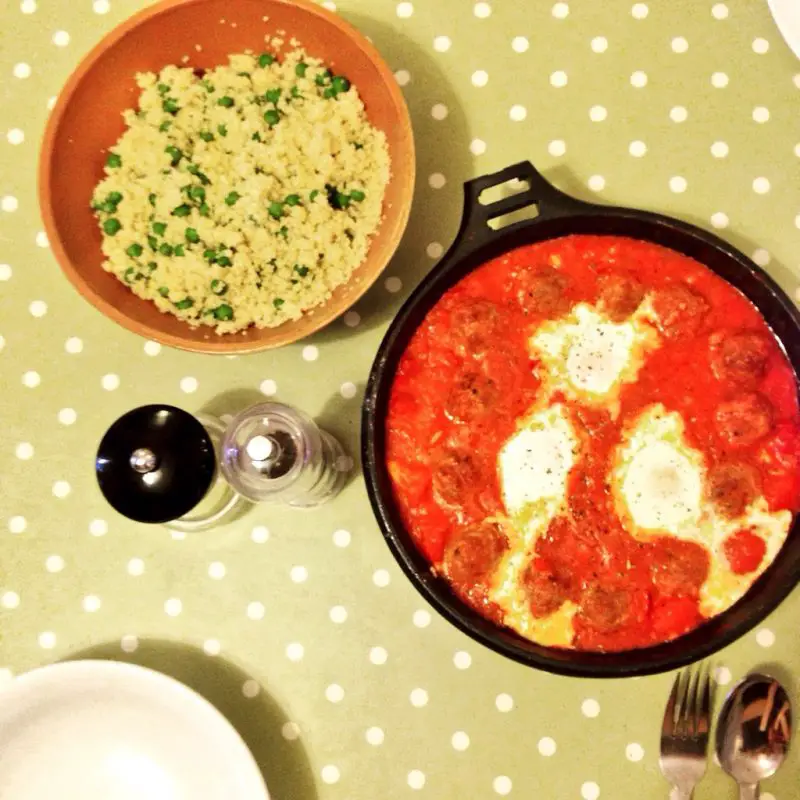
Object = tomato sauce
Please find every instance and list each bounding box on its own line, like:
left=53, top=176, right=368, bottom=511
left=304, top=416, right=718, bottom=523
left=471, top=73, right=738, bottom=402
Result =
left=386, top=235, right=800, bottom=651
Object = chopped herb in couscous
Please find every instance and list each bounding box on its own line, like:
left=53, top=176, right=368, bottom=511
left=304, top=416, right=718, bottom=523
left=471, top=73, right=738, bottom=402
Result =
left=91, top=48, right=391, bottom=334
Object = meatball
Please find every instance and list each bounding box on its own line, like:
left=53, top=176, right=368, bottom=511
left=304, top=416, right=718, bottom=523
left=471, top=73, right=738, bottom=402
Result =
left=649, top=536, right=710, bottom=596
left=580, top=584, right=634, bottom=632
left=516, top=265, right=570, bottom=316
left=443, top=522, right=507, bottom=586
left=445, top=371, right=499, bottom=423
left=709, top=331, right=770, bottom=387
left=715, top=393, right=773, bottom=448
left=451, top=298, right=502, bottom=357
left=432, top=448, right=480, bottom=509
left=707, top=461, right=759, bottom=517
left=522, top=561, right=569, bottom=618
left=597, top=274, right=646, bottom=321
left=651, top=284, right=709, bottom=339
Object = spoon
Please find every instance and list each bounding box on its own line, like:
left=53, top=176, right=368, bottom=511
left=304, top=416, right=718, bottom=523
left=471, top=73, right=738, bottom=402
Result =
left=715, top=673, right=792, bottom=800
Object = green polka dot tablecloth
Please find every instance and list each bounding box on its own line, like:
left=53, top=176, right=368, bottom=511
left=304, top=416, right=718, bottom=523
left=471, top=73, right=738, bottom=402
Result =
left=2, top=0, right=800, bottom=797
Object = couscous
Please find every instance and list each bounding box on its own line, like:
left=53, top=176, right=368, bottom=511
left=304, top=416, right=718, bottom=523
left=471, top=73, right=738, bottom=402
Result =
left=91, top=48, right=390, bottom=334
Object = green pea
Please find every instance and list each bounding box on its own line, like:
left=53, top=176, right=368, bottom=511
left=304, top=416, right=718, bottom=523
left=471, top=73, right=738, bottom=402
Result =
left=294, top=265, right=309, bottom=277
left=335, top=191, right=350, bottom=209
left=203, top=248, right=217, bottom=262
left=273, top=298, right=284, bottom=308
left=159, top=243, right=174, bottom=256
left=309, top=189, right=320, bottom=202
left=290, top=86, right=302, bottom=99
left=147, top=261, right=158, bottom=272
left=265, top=88, right=281, bottom=104
left=103, top=218, right=121, bottom=235
left=199, top=203, right=210, bottom=217
left=199, top=131, right=214, bottom=142
left=187, top=164, right=210, bottom=185
left=315, top=69, right=332, bottom=86
left=174, top=244, right=185, bottom=257
left=185, top=227, right=200, bottom=243
left=268, top=201, right=283, bottom=219
left=165, top=145, right=182, bottom=166
left=152, top=222, right=167, bottom=236
left=107, top=191, right=123, bottom=206
left=126, top=243, right=143, bottom=258
left=350, top=189, right=365, bottom=202
left=224, top=192, right=241, bottom=206
left=332, top=76, right=351, bottom=93
left=217, top=96, right=234, bottom=108
left=106, top=153, right=122, bottom=168
left=217, top=255, right=233, bottom=267
left=99, top=200, right=117, bottom=213
left=159, top=121, right=171, bottom=132
left=252, top=132, right=262, bottom=142
left=210, top=279, right=228, bottom=296
left=258, top=53, right=275, bottom=67
left=162, top=98, right=180, bottom=114
left=148, top=193, right=157, bottom=207
left=148, top=235, right=159, bottom=251
left=213, top=304, right=233, bottom=320
left=278, top=226, right=288, bottom=239
left=295, top=62, right=308, bottom=78
left=202, top=79, right=215, bottom=93
left=264, top=109, right=280, bottom=126
left=174, top=297, right=194, bottom=310
left=157, top=83, right=170, bottom=95
left=158, top=286, right=169, bottom=297
left=323, top=86, right=336, bottom=99
left=188, top=185, right=206, bottom=202
left=217, top=124, right=228, bottom=137
left=285, top=194, right=301, bottom=206
left=124, top=267, right=136, bottom=283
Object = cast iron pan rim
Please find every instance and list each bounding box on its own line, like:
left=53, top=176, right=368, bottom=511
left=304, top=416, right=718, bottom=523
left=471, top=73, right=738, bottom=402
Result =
left=362, top=160, right=800, bottom=678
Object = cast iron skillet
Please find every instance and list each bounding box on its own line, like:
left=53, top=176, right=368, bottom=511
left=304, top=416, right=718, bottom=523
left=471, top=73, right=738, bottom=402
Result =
left=362, top=160, right=800, bottom=678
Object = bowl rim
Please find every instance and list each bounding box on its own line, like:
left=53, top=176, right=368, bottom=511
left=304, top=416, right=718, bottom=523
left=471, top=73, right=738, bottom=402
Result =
left=38, top=0, right=415, bottom=354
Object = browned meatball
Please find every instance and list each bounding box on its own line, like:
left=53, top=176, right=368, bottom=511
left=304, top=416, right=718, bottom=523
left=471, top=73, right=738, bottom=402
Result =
left=709, top=331, right=770, bottom=387
left=580, top=584, right=634, bottom=632
left=432, top=449, right=480, bottom=509
left=597, top=274, right=646, bottom=321
left=522, top=562, right=569, bottom=618
left=443, top=522, right=507, bottom=587
left=517, top=266, right=570, bottom=316
left=649, top=536, right=710, bottom=596
left=715, top=393, right=773, bottom=448
left=707, top=462, right=760, bottom=517
left=445, top=371, right=499, bottom=423
left=651, top=284, right=709, bottom=339
left=451, top=298, right=501, bottom=356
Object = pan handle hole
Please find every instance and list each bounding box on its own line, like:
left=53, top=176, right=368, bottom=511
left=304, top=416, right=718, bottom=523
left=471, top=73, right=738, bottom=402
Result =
left=488, top=203, right=540, bottom=230
left=478, top=178, right=531, bottom=206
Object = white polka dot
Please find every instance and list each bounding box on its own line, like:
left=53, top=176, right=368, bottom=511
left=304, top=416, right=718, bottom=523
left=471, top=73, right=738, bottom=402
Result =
left=301, top=345, right=318, bottom=362
left=588, top=175, right=605, bottom=192
left=365, top=726, right=384, bottom=745
left=12, top=63, right=31, bottom=79
left=45, top=554, right=64, bottom=572
left=752, top=248, right=770, bottom=267
left=101, top=373, right=120, bottom=391
left=326, top=683, right=344, bottom=703
left=752, top=106, right=770, bottom=124
left=712, top=3, right=728, bottom=19
left=0, top=263, right=11, bottom=280
left=711, top=141, right=729, bottom=158
left=474, top=1, right=491, bottom=17
left=20, top=0, right=37, bottom=12
left=82, top=595, right=101, bottom=612
left=394, top=69, right=410, bottom=86
left=711, top=211, right=729, bottom=229
left=242, top=679, right=260, bottom=698
left=591, top=36, right=608, bottom=53
left=670, top=105, right=688, bottom=123
left=63, top=337, right=87, bottom=356
left=428, top=173, right=446, bottom=189
left=202, top=639, right=221, bottom=656
left=22, top=371, right=40, bottom=388
left=756, top=628, right=775, bottom=647
left=8, top=516, right=26, bottom=534
left=762, top=794, right=777, bottom=800
left=753, top=177, right=770, bottom=194
left=410, top=688, right=428, bottom=707
left=333, top=528, right=351, bottom=547
left=581, top=781, right=600, bottom=800
left=330, top=605, right=348, bottom=623
left=671, top=36, right=688, bottom=53
left=6, top=129, right=24, bottom=145
left=454, top=650, right=472, bottom=669
left=127, top=558, right=145, bottom=576
left=372, top=569, right=390, bottom=587
left=714, top=665, right=732, bottom=685
left=431, top=103, right=448, bottom=120
left=752, top=37, right=769, bottom=54
left=412, top=609, right=431, bottom=628
left=143, top=340, right=161, bottom=356
left=290, top=565, right=308, bottom=583
left=547, top=139, right=566, bottom=157
left=552, top=2, right=569, bottom=17
left=630, top=70, right=648, bottom=87
left=369, top=646, right=388, bottom=665
left=493, top=776, right=513, bottom=796
left=582, top=698, right=600, bottom=718
left=29, top=300, right=48, bottom=318
left=628, top=140, right=647, bottom=157
left=407, top=770, right=426, bottom=790
left=116, top=635, right=137, bottom=654
left=46, top=96, right=57, bottom=110
left=626, top=742, right=645, bottom=762
left=711, top=71, right=729, bottom=88
left=0, top=335, right=5, bottom=353
left=38, top=631, right=56, bottom=649
left=396, top=2, right=413, bottom=17
left=589, top=105, right=607, bottom=122
left=669, top=176, right=687, bottom=193
left=52, top=480, right=71, bottom=498
left=426, top=242, right=445, bottom=260
left=164, top=598, right=182, bottom=617
left=286, top=642, right=304, bottom=661
left=469, top=139, right=487, bottom=156
left=89, top=519, right=107, bottom=537
left=794, top=74, right=800, bottom=90
left=257, top=379, right=278, bottom=398
left=511, top=36, right=529, bottom=53
left=1, top=591, right=20, bottom=609
left=385, top=276, right=403, bottom=293
left=208, top=561, right=226, bottom=580
left=15, top=442, right=33, bottom=460
left=538, top=736, right=557, bottom=756
left=509, top=104, right=527, bottom=121
left=321, top=764, right=340, bottom=785
left=433, top=35, right=451, bottom=52
left=451, top=731, right=470, bottom=750
left=322, top=0, right=336, bottom=9
left=631, top=3, right=648, bottom=19
left=1, top=196, right=19, bottom=212
left=93, top=0, right=110, bottom=12
left=52, top=30, right=70, bottom=46
left=550, top=70, right=568, bottom=87
left=35, top=231, right=49, bottom=248
left=281, top=721, right=300, bottom=740
left=343, top=310, right=360, bottom=328
left=179, top=376, right=198, bottom=393
left=472, top=70, right=489, bottom=87
left=496, top=693, right=514, bottom=712
left=247, top=601, right=265, bottom=620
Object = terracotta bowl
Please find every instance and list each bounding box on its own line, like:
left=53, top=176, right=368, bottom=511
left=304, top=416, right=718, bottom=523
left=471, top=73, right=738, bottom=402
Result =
left=39, top=0, right=415, bottom=354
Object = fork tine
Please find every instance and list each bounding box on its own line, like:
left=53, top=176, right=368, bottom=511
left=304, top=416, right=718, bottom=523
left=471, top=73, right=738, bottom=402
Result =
left=684, top=666, right=699, bottom=737
left=697, top=663, right=711, bottom=739
left=662, top=670, right=681, bottom=737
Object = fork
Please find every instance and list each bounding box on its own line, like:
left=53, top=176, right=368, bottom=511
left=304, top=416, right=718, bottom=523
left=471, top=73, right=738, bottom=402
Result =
left=659, top=663, right=712, bottom=800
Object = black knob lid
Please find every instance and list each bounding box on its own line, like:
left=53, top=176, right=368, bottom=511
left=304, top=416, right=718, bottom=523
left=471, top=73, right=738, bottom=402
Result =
left=96, top=404, right=216, bottom=524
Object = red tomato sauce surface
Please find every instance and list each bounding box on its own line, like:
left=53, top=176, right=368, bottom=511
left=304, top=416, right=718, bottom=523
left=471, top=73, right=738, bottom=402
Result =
left=386, top=235, right=800, bottom=651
